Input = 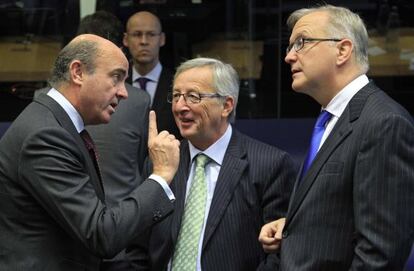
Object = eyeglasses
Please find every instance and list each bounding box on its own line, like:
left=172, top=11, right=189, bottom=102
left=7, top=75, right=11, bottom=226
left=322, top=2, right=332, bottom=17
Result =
left=127, top=31, right=161, bottom=40
left=167, top=91, right=223, bottom=104
left=286, top=37, right=342, bottom=55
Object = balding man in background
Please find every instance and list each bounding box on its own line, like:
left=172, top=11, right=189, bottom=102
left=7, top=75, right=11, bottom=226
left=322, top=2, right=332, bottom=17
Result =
left=124, top=11, right=180, bottom=138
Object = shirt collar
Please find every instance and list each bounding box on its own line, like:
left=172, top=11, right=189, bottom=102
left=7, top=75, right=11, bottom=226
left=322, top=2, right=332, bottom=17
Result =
left=324, top=74, right=369, bottom=117
left=132, top=62, right=162, bottom=83
left=47, top=88, right=85, bottom=133
left=188, top=124, right=232, bottom=166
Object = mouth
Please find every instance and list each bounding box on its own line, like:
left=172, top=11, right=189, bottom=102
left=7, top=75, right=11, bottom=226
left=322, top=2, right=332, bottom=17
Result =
left=178, top=117, right=194, bottom=127
left=108, top=102, right=118, bottom=113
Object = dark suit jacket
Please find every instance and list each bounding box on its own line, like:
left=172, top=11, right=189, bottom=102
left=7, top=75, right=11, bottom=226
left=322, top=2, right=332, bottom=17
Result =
left=128, top=128, right=296, bottom=271
left=35, top=84, right=151, bottom=207
left=280, top=82, right=414, bottom=270
left=127, top=65, right=180, bottom=138
left=0, top=94, right=173, bottom=271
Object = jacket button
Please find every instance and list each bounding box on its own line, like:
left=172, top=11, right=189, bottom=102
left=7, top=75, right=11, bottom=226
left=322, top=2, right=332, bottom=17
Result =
left=282, top=230, right=289, bottom=238
left=152, top=210, right=162, bottom=221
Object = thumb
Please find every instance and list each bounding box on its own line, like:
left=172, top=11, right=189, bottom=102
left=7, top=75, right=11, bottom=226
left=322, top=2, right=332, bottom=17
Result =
left=148, top=110, right=158, bottom=144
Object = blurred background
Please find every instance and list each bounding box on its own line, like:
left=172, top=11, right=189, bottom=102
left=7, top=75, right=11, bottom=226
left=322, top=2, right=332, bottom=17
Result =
left=0, top=0, right=413, bottom=121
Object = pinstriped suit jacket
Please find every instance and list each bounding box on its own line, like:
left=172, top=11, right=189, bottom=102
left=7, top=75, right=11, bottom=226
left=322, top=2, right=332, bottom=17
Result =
left=128, top=128, right=296, bottom=270
left=280, top=82, right=414, bottom=270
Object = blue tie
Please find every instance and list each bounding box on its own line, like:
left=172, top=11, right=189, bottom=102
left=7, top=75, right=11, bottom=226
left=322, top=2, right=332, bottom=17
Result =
left=300, top=110, right=332, bottom=179
left=136, top=77, right=150, bottom=91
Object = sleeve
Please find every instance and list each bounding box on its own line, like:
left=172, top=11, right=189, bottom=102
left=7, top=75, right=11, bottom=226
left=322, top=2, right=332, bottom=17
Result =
left=350, top=113, right=414, bottom=270
left=258, top=150, right=297, bottom=271
left=18, top=127, right=174, bottom=259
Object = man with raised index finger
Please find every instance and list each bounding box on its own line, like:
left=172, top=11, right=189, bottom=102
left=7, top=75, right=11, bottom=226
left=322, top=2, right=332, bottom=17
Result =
left=0, top=34, right=180, bottom=271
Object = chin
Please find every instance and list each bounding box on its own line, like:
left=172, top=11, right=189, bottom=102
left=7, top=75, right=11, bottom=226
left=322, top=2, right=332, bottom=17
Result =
left=291, top=82, right=305, bottom=93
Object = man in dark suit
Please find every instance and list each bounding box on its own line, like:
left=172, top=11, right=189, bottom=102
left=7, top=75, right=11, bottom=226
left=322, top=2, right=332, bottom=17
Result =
left=127, top=57, right=296, bottom=270
left=123, top=11, right=180, bottom=138
left=259, top=5, right=414, bottom=270
left=0, top=34, right=180, bottom=270
left=36, top=10, right=151, bottom=207
left=35, top=12, right=152, bottom=269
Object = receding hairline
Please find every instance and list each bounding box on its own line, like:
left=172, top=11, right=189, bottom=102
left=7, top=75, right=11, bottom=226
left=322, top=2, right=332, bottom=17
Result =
left=126, top=11, right=162, bottom=32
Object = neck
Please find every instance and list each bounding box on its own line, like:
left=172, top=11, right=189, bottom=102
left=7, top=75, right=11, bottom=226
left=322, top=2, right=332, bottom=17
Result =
left=314, top=67, right=363, bottom=107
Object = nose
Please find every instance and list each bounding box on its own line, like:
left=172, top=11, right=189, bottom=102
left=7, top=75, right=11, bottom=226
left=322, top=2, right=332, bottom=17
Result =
left=140, top=35, right=148, bottom=44
left=117, top=83, right=128, bottom=100
left=173, top=95, right=190, bottom=112
left=285, top=49, right=296, bottom=64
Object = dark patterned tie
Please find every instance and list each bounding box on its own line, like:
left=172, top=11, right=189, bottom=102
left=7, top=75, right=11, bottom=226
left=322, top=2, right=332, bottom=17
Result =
left=136, top=77, right=150, bottom=91
left=80, top=129, right=102, bottom=181
left=300, top=110, right=332, bottom=180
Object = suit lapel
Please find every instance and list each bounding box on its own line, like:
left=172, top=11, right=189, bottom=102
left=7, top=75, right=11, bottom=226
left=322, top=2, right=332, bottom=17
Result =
left=171, top=141, right=191, bottom=244
left=35, top=94, right=106, bottom=200
left=286, top=116, right=352, bottom=223
left=202, top=131, right=248, bottom=249
left=286, top=82, right=378, bottom=224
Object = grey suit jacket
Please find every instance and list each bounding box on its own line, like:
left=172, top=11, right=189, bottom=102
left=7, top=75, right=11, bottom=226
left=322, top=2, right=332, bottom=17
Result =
left=128, top=128, right=296, bottom=271
left=281, top=82, right=414, bottom=270
left=87, top=83, right=150, bottom=207
left=0, top=94, right=173, bottom=270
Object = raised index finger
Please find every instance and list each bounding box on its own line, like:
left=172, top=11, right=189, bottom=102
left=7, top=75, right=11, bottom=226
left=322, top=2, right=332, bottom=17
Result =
left=148, top=110, right=158, bottom=143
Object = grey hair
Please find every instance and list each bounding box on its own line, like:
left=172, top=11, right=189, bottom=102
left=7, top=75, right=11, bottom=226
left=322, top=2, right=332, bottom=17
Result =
left=287, top=4, right=369, bottom=73
left=174, top=57, right=239, bottom=123
left=48, top=39, right=99, bottom=88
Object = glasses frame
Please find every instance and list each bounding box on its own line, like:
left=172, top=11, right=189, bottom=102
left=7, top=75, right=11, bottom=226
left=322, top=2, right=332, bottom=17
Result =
left=286, top=37, right=342, bottom=55
left=167, top=91, right=223, bottom=104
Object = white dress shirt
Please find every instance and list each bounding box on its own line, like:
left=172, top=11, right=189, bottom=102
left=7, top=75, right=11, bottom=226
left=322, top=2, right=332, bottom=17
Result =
left=132, top=62, right=162, bottom=106
left=319, top=74, right=369, bottom=150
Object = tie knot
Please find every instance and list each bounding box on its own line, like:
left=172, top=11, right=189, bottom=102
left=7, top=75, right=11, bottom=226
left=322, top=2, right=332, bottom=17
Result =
left=195, top=153, right=210, bottom=169
left=315, top=110, right=332, bottom=128
left=136, top=77, right=150, bottom=91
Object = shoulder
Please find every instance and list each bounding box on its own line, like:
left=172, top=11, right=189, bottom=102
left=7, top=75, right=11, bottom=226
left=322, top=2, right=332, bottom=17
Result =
left=234, top=130, right=292, bottom=163
left=124, top=83, right=151, bottom=108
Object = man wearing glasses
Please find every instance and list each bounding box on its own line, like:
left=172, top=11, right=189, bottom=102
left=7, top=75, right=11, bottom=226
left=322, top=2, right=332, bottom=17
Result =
left=259, top=5, right=414, bottom=270
left=123, top=11, right=180, bottom=138
left=127, top=57, right=296, bottom=270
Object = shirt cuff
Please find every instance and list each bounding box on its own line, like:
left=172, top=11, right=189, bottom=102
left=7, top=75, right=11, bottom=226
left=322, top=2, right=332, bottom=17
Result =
left=148, top=174, right=175, bottom=202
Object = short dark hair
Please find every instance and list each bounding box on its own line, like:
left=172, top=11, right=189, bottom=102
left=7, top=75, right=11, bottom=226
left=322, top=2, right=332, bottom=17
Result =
left=48, top=39, right=98, bottom=88
left=77, top=11, right=123, bottom=47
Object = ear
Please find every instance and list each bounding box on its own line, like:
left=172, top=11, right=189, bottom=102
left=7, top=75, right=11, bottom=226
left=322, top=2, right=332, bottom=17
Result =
left=69, top=60, right=83, bottom=86
left=122, top=33, right=129, bottom=48
left=336, top=39, right=353, bottom=66
left=222, top=96, right=235, bottom=118
left=160, top=32, right=166, bottom=47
